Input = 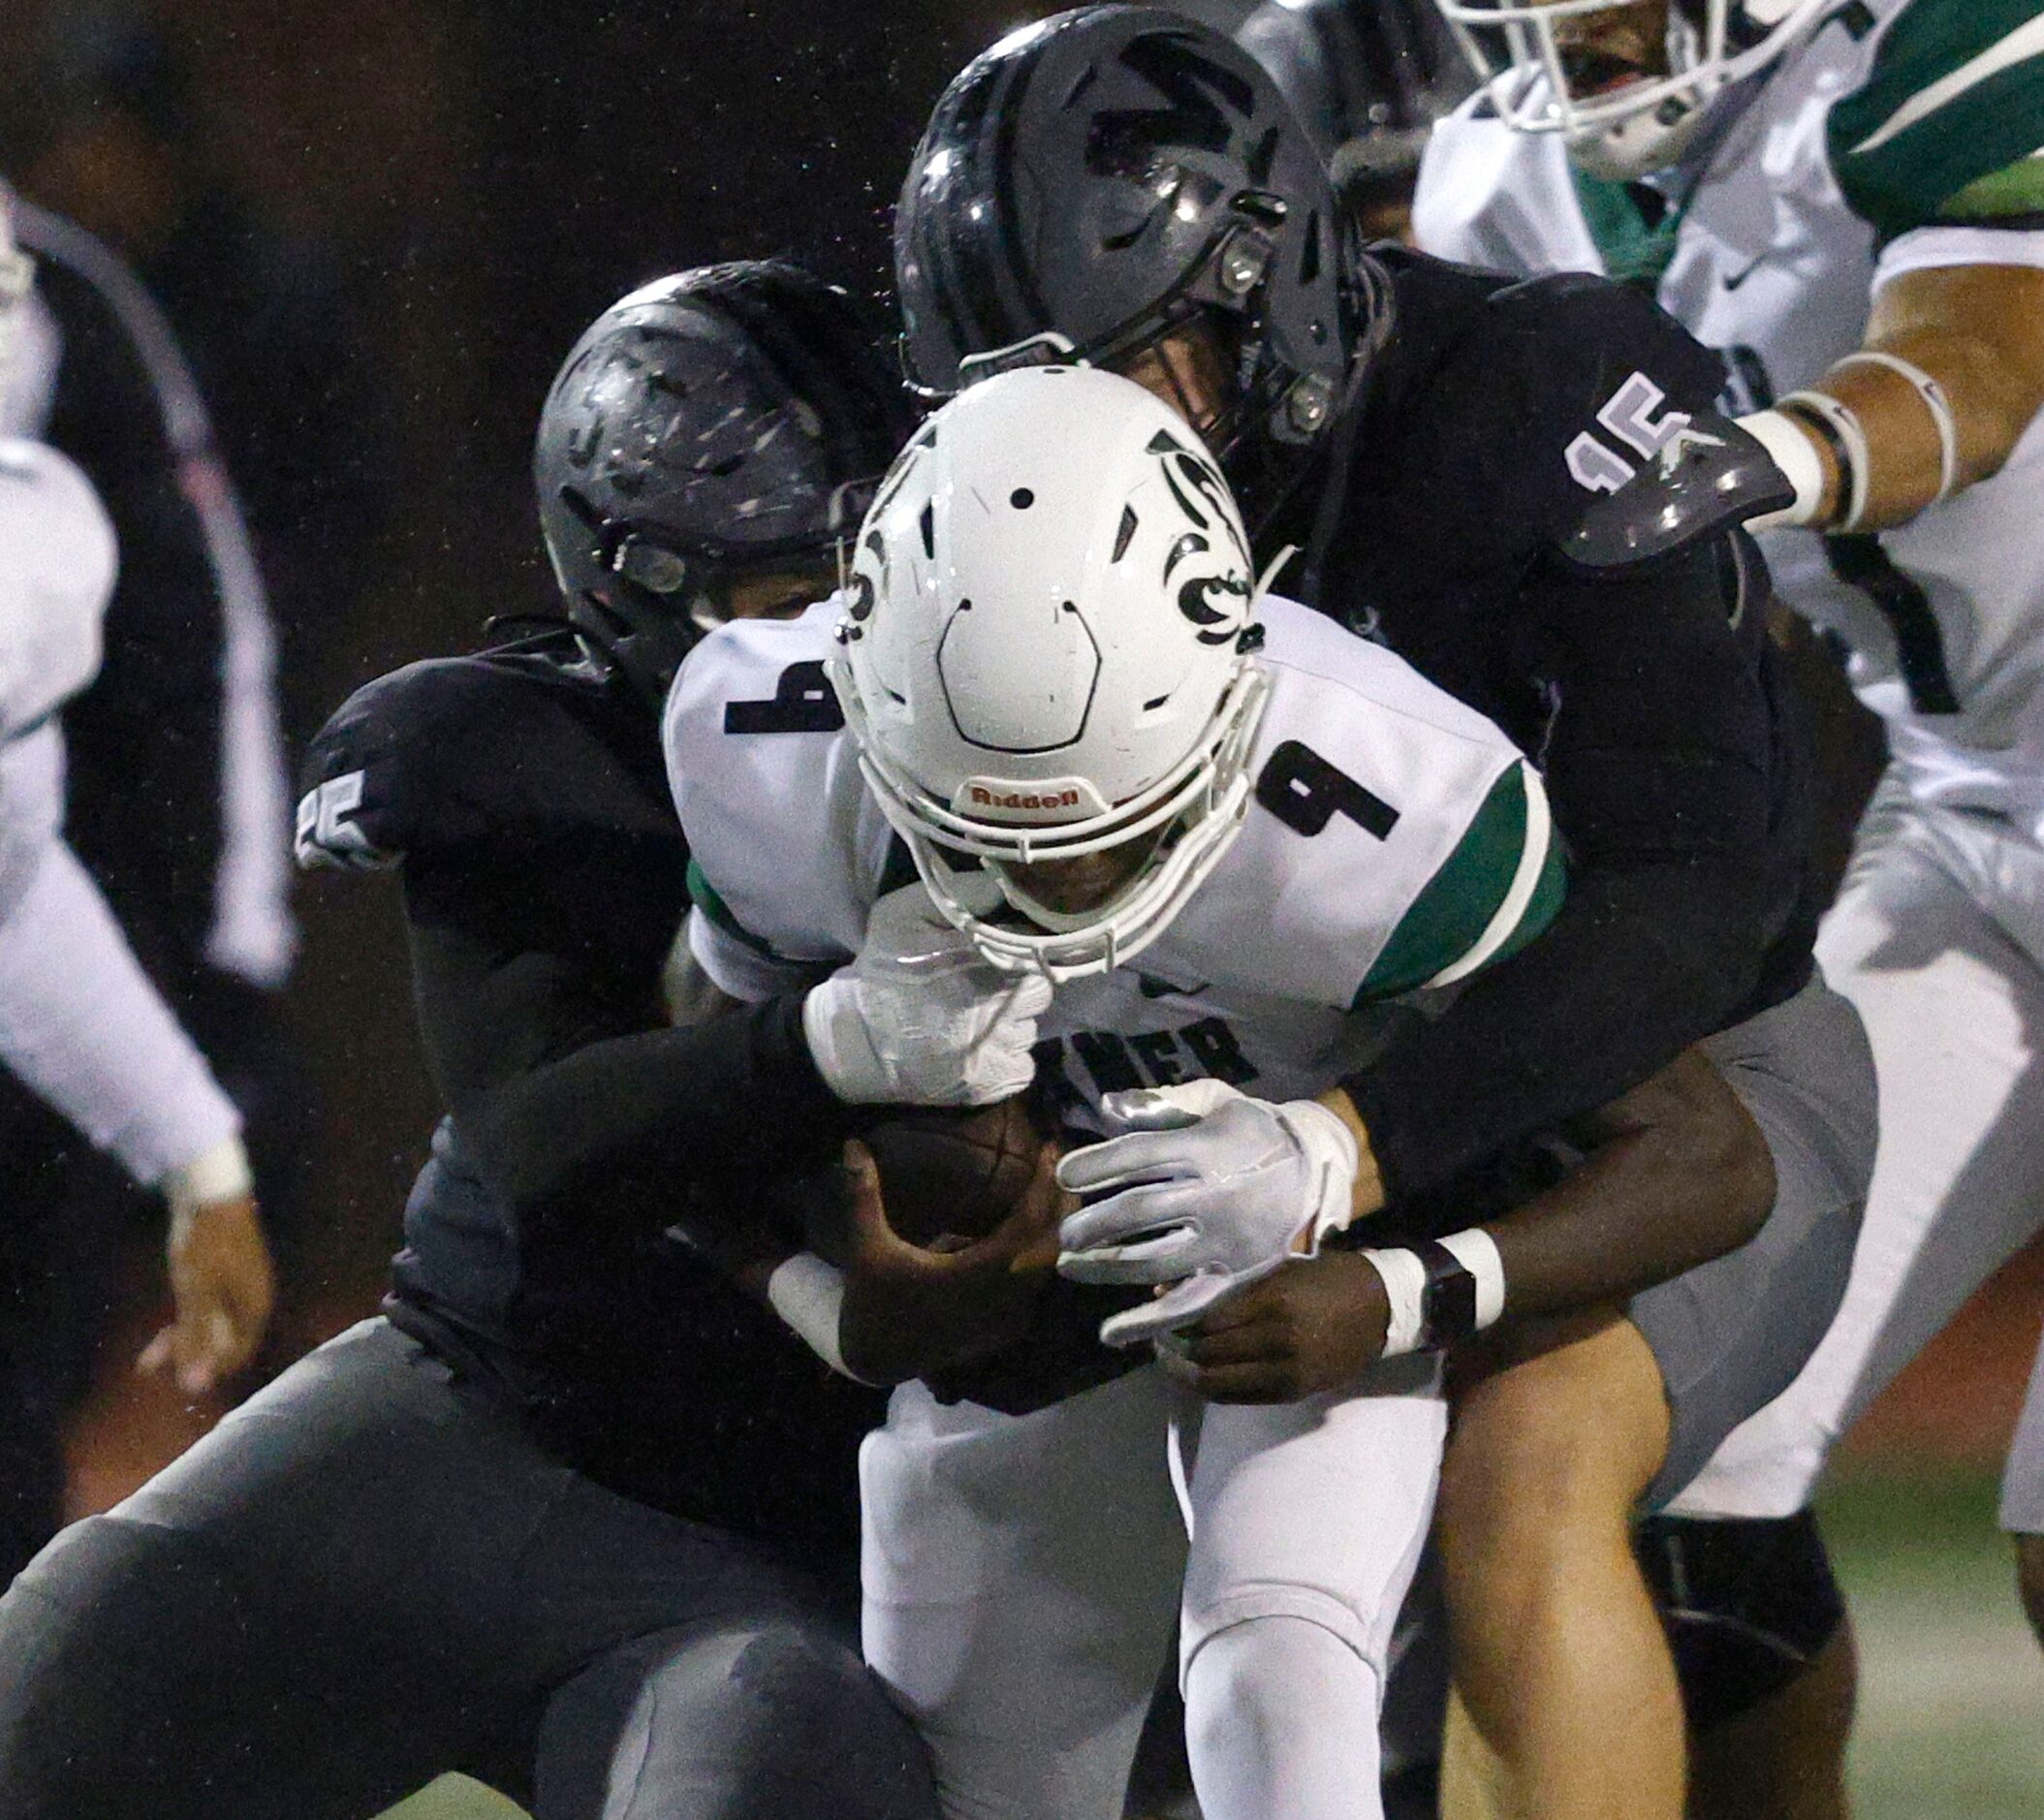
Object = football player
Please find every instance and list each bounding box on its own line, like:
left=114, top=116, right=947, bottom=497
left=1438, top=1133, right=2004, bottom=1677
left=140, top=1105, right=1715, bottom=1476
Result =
left=1413, top=0, right=2044, bottom=1810
left=0, top=263, right=1007, bottom=1817
left=668, top=361, right=1576, bottom=1820
left=1233, top=0, right=1473, bottom=240
left=892, top=10, right=1876, bottom=1818
left=0, top=184, right=271, bottom=1585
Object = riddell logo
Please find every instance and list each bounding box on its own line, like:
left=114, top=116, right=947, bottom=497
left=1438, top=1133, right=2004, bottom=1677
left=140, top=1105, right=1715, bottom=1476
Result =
left=969, top=786, right=1080, bottom=811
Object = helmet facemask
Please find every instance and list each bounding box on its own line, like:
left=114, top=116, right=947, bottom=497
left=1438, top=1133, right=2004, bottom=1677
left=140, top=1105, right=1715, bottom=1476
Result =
left=1434, top=0, right=1824, bottom=180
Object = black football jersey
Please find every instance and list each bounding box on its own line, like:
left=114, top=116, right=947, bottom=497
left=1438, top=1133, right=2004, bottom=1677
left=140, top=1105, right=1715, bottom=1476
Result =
left=1283, top=249, right=1821, bottom=1206
left=299, top=629, right=881, bottom=1557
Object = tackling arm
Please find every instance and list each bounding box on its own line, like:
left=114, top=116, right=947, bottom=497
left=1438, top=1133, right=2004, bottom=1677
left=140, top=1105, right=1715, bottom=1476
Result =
left=1466, top=1047, right=1775, bottom=1329
left=1340, top=539, right=1796, bottom=1207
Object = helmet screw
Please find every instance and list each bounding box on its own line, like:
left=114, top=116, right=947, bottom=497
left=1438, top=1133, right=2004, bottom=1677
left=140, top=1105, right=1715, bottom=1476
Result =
left=1285, top=375, right=1332, bottom=435
left=1219, top=237, right=1267, bottom=297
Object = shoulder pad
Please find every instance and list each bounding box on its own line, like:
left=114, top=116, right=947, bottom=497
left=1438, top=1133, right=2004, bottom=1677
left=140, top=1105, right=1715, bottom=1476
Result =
left=1561, top=412, right=1796, bottom=571
left=297, top=658, right=477, bottom=870
left=297, top=647, right=633, bottom=872
left=1365, top=265, right=1729, bottom=583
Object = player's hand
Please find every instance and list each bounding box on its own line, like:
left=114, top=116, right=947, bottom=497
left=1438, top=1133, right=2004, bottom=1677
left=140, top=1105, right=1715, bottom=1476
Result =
left=139, top=1191, right=276, bottom=1397
left=1153, top=1250, right=1391, bottom=1403
left=837, top=1137, right=1064, bottom=1383
left=802, top=885, right=1053, bottom=1107
left=1054, top=1080, right=1357, bottom=1347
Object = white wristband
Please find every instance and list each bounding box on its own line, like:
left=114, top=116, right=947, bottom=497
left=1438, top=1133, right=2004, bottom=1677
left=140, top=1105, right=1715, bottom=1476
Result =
left=1832, top=350, right=1960, bottom=506
left=1437, top=1227, right=1507, bottom=1331
left=1777, top=389, right=1873, bottom=531
left=1362, top=1246, right=1430, bottom=1359
left=1733, top=408, right=1829, bottom=530
left=766, top=1251, right=876, bottom=1383
left=162, top=1136, right=253, bottom=1231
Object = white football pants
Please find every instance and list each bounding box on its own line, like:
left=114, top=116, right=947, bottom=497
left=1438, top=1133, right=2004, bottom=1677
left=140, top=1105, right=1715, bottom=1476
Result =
left=860, top=1353, right=1444, bottom=1820
left=1671, top=779, right=2044, bottom=1523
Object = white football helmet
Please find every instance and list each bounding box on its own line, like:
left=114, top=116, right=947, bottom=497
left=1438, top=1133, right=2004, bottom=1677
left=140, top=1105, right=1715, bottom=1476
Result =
left=830, top=364, right=1273, bottom=981
left=1434, top=0, right=1826, bottom=179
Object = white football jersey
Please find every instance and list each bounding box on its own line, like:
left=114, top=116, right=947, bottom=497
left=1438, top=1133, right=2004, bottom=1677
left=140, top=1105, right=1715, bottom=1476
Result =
left=1414, top=2, right=2044, bottom=835
left=665, top=596, right=1562, bottom=1133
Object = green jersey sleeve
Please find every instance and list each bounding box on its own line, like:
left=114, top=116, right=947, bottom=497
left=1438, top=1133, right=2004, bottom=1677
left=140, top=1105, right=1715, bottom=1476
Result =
left=1355, top=762, right=1567, bottom=1003
left=1828, top=2, right=2044, bottom=240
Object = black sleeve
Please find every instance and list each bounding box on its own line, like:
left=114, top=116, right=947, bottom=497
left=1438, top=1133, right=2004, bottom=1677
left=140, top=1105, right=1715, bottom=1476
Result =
left=1368, top=265, right=1732, bottom=593
left=402, top=851, right=851, bottom=1240
left=1345, top=537, right=1806, bottom=1202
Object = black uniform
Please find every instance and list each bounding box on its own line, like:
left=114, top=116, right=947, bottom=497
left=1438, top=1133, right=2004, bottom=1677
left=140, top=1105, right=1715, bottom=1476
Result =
left=0, top=630, right=934, bottom=1820
left=1303, top=250, right=1819, bottom=1213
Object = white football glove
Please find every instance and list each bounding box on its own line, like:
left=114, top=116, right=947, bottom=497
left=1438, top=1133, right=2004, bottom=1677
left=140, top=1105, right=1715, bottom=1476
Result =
left=1055, top=1079, right=1358, bottom=1347
left=802, top=885, right=1053, bottom=1107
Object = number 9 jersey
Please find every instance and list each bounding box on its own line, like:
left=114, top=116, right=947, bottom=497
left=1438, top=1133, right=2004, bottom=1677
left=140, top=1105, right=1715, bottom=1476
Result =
left=667, top=595, right=1564, bottom=1131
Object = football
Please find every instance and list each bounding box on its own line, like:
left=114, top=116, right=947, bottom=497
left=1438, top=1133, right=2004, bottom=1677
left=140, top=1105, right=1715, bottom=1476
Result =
left=859, top=1095, right=1044, bottom=1249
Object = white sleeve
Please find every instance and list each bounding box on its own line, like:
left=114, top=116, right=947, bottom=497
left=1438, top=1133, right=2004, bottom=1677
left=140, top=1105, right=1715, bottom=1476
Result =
left=685, top=903, right=812, bottom=1005
left=0, top=832, right=242, bottom=1188
left=0, top=440, right=114, bottom=739
left=1874, top=225, right=2044, bottom=288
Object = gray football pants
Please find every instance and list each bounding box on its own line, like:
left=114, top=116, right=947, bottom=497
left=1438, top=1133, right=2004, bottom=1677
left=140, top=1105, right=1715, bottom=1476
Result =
left=0, top=1317, right=938, bottom=1820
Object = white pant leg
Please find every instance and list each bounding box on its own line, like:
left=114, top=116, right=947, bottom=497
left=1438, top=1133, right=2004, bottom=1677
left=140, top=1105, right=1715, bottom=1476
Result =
left=1176, top=1353, right=1446, bottom=1820
left=1672, top=802, right=2044, bottom=1518
left=860, top=1367, right=1187, bottom=1820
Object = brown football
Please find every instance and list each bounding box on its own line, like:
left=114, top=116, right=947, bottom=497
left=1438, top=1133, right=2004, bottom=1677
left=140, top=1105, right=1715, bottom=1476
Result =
left=859, top=1095, right=1044, bottom=1249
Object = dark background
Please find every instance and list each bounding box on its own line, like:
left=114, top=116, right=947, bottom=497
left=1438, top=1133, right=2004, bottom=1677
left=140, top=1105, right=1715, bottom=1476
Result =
left=3, top=0, right=1026, bottom=1317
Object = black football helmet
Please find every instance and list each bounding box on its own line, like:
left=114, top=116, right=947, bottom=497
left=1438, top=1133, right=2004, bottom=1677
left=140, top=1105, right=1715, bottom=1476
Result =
left=534, top=260, right=916, bottom=709
left=1235, top=0, right=1472, bottom=212
left=895, top=6, right=1356, bottom=530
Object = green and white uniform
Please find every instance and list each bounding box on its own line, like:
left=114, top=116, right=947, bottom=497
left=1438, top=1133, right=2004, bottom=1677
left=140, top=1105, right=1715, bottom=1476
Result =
left=1418, top=0, right=2044, bottom=822
left=1416, top=1, right=2044, bottom=1531
left=672, top=595, right=1560, bottom=1123
left=665, top=592, right=1559, bottom=1820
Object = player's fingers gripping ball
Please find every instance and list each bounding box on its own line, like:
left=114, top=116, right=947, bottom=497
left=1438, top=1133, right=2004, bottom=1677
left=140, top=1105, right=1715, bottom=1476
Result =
left=802, top=884, right=1053, bottom=1107
left=858, top=1093, right=1052, bottom=1251
left=1056, top=1080, right=1359, bottom=1347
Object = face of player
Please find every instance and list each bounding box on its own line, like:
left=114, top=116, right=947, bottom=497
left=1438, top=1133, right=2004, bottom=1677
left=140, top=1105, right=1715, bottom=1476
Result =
left=1532, top=0, right=1672, bottom=94
left=1003, top=826, right=1168, bottom=920
left=1111, top=317, right=1238, bottom=455
left=713, top=559, right=837, bottom=623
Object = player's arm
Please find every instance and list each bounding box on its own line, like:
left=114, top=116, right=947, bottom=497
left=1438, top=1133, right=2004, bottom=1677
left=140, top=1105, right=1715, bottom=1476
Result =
left=1162, top=1049, right=1775, bottom=1402
left=1744, top=10, right=2044, bottom=533
left=1341, top=536, right=1789, bottom=1208
left=401, top=863, right=852, bottom=1240
left=1744, top=262, right=2044, bottom=531
left=0, top=754, right=271, bottom=1395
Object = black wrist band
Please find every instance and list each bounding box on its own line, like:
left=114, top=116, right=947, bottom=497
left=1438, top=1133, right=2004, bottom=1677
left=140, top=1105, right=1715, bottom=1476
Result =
left=1413, top=1239, right=1479, bottom=1349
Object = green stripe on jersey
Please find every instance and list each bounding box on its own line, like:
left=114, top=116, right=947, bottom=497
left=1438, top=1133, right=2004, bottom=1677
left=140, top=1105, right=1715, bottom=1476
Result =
left=685, top=857, right=775, bottom=957
left=1938, top=148, right=2044, bottom=218
left=1355, top=765, right=1565, bottom=1003
left=1828, top=1, right=2044, bottom=240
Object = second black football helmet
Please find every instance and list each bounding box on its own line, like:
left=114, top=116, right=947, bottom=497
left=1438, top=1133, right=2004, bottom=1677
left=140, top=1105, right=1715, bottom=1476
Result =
left=535, top=260, right=916, bottom=708
left=895, top=6, right=1353, bottom=523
